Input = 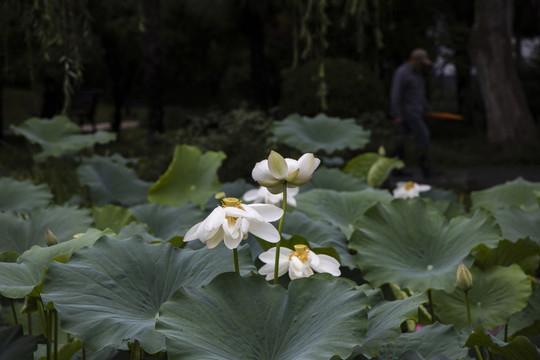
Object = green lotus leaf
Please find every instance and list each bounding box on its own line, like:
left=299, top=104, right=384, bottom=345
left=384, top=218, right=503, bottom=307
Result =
left=465, top=326, right=539, bottom=360
left=11, top=116, right=115, bottom=162
left=387, top=350, right=452, bottom=360
left=471, top=177, right=540, bottom=212
left=0, top=206, right=92, bottom=256
left=374, top=323, right=467, bottom=360
left=367, top=156, right=405, bottom=187
left=148, top=145, right=226, bottom=209
left=432, top=265, right=531, bottom=330
left=273, top=113, right=371, bottom=153
left=474, top=238, right=540, bottom=275
left=359, top=289, right=428, bottom=357
left=350, top=199, right=502, bottom=292
left=0, top=229, right=113, bottom=298
left=77, top=155, right=151, bottom=207
left=507, top=284, right=540, bottom=337
left=156, top=273, right=368, bottom=360
left=296, top=188, right=393, bottom=239
left=281, top=210, right=355, bottom=268
left=130, top=202, right=205, bottom=240
left=301, top=167, right=368, bottom=192
left=491, top=206, right=540, bottom=244
left=420, top=188, right=460, bottom=203
left=0, top=178, right=52, bottom=213
left=0, top=325, right=43, bottom=360
left=92, top=205, right=135, bottom=233
left=343, top=152, right=379, bottom=179
left=117, top=222, right=161, bottom=243
left=42, top=236, right=255, bottom=353
left=428, top=199, right=466, bottom=220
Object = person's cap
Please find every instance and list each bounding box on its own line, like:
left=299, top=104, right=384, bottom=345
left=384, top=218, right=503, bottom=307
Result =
left=410, top=48, right=432, bottom=65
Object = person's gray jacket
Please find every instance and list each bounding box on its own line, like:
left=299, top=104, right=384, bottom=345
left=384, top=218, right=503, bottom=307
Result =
left=390, top=62, right=430, bottom=120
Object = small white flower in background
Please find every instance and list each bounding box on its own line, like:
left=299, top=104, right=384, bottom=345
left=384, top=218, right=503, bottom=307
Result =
left=242, top=186, right=299, bottom=207
left=252, top=151, right=320, bottom=194
left=184, top=197, right=283, bottom=249
left=258, top=244, right=341, bottom=280
left=392, top=181, right=431, bottom=199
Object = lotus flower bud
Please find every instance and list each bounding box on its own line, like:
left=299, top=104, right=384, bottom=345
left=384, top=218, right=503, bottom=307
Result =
left=456, top=261, right=473, bottom=292
left=45, top=228, right=57, bottom=246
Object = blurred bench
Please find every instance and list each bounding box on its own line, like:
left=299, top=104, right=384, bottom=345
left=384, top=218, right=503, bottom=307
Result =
left=68, top=89, right=102, bottom=132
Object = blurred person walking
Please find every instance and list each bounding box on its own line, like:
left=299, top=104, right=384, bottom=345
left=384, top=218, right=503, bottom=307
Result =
left=390, top=48, right=433, bottom=177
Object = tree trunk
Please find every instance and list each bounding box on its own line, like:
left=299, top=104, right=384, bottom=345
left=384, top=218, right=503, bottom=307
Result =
left=469, top=0, right=536, bottom=143
left=241, top=7, right=269, bottom=112
left=141, top=0, right=164, bottom=135
left=0, top=71, right=3, bottom=140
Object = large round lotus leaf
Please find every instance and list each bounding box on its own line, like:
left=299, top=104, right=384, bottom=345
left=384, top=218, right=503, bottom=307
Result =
left=148, top=145, right=226, bottom=209
left=359, top=288, right=427, bottom=357
left=77, top=155, right=151, bottom=207
left=432, top=265, right=531, bottom=330
left=367, top=156, right=405, bottom=187
left=492, top=206, right=540, bottom=244
left=0, top=206, right=92, bottom=256
left=471, top=177, right=540, bottom=212
left=91, top=205, right=135, bottom=233
left=420, top=188, right=459, bottom=203
left=282, top=210, right=355, bottom=268
left=0, top=178, right=52, bottom=213
left=474, top=238, right=540, bottom=275
left=296, top=188, right=393, bottom=239
left=465, top=326, right=539, bottom=360
left=508, top=285, right=540, bottom=337
left=350, top=199, right=502, bottom=292
left=117, top=222, right=162, bottom=244
left=273, top=113, right=371, bottom=153
left=11, top=116, right=115, bottom=162
left=343, top=153, right=380, bottom=179
left=375, top=323, right=467, bottom=360
left=0, top=229, right=114, bottom=299
left=428, top=199, right=466, bottom=220
left=42, top=236, right=255, bottom=353
left=130, top=202, right=205, bottom=240
left=301, top=167, right=368, bottom=192
left=0, top=325, right=43, bottom=360
left=156, top=273, right=368, bottom=360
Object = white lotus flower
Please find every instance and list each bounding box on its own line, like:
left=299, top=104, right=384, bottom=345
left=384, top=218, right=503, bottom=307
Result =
left=184, top=197, right=283, bottom=249
left=252, top=151, right=320, bottom=194
left=242, top=186, right=299, bottom=207
left=258, top=244, right=341, bottom=280
left=393, top=181, right=431, bottom=199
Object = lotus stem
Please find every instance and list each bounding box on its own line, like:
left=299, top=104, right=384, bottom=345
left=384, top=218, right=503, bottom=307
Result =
left=82, top=347, right=86, bottom=360
left=273, top=184, right=288, bottom=284
left=427, top=289, right=435, bottom=323
left=27, top=313, right=32, bottom=334
left=464, top=290, right=472, bottom=324
left=46, top=310, right=51, bottom=360
left=130, top=340, right=141, bottom=360
left=37, top=298, right=47, bottom=338
left=464, top=290, right=484, bottom=360
left=54, top=310, right=58, bottom=360
left=233, top=248, right=239, bottom=273
left=10, top=299, right=18, bottom=325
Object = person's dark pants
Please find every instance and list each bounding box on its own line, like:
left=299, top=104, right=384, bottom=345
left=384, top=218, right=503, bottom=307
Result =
left=393, top=116, right=431, bottom=175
